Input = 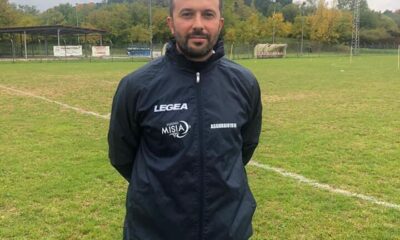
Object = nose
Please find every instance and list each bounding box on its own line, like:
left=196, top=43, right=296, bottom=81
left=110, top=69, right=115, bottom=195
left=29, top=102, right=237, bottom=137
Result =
left=192, top=13, right=204, bottom=31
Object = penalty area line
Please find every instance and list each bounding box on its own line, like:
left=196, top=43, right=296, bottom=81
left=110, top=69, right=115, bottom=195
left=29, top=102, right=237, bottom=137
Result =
left=249, top=161, right=400, bottom=211
left=0, top=84, right=110, bottom=120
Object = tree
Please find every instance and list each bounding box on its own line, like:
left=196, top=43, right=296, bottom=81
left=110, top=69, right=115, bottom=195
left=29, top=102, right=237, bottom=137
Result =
left=334, top=11, right=352, bottom=42
left=308, top=0, right=343, bottom=43
left=305, top=0, right=317, bottom=11
left=243, top=0, right=252, bottom=6
left=53, top=3, right=76, bottom=26
left=128, top=2, right=149, bottom=24
left=360, top=10, right=381, bottom=29
left=254, top=0, right=271, bottom=16
left=384, top=10, right=400, bottom=28
left=337, top=0, right=368, bottom=11
left=12, top=4, right=40, bottom=26
left=379, top=14, right=398, bottom=32
left=75, top=3, right=97, bottom=27
left=40, top=9, right=66, bottom=25
left=291, top=15, right=310, bottom=39
left=360, top=28, right=391, bottom=43
left=264, top=12, right=292, bottom=39
left=0, top=0, right=18, bottom=27
left=126, top=24, right=150, bottom=43
left=1, top=0, right=396, bottom=47
left=15, top=4, right=39, bottom=15
left=232, top=0, right=254, bottom=20
left=265, top=2, right=283, bottom=17
left=86, top=4, right=131, bottom=42
left=239, top=12, right=265, bottom=44
left=277, top=0, right=293, bottom=6
left=152, top=7, right=170, bottom=43
left=253, top=0, right=292, bottom=16
left=223, top=27, right=237, bottom=43
left=107, top=0, right=125, bottom=3
left=222, top=0, right=240, bottom=29
left=281, top=3, right=300, bottom=22
left=15, top=11, right=40, bottom=26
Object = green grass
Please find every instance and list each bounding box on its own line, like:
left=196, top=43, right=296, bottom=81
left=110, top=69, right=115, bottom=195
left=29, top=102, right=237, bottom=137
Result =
left=1, top=55, right=399, bottom=239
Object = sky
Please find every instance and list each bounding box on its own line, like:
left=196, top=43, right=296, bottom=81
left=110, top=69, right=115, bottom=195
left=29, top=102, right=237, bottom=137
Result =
left=8, top=0, right=400, bottom=12
left=9, top=0, right=103, bottom=11
left=367, top=0, right=400, bottom=12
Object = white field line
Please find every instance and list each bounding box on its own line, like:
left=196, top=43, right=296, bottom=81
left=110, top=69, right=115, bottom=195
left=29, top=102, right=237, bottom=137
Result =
left=0, top=85, right=110, bottom=120
left=249, top=161, right=400, bottom=211
left=2, top=84, right=399, bottom=211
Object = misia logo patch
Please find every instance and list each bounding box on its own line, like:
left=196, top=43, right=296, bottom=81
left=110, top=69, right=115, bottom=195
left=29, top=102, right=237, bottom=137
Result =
left=161, top=121, right=191, bottom=138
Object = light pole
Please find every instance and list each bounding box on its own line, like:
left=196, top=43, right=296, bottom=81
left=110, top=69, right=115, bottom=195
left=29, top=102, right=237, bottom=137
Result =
left=149, top=0, right=153, bottom=59
left=75, top=4, right=80, bottom=43
left=272, top=0, right=276, bottom=44
left=397, top=44, right=400, bottom=70
left=109, top=40, right=113, bottom=61
left=10, top=39, right=15, bottom=62
left=63, top=39, right=67, bottom=58
left=300, top=2, right=306, bottom=55
left=38, top=39, right=41, bottom=59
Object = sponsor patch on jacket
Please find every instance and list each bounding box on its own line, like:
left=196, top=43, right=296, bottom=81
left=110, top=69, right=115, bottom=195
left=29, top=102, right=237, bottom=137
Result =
left=162, top=121, right=191, bottom=138
left=154, top=103, right=188, bottom=112
left=210, top=123, right=237, bottom=129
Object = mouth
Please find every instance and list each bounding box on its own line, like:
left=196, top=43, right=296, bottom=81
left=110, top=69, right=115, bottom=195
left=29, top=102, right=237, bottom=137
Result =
left=188, top=35, right=208, bottom=45
left=189, top=33, right=208, bottom=39
left=190, top=35, right=207, bottom=39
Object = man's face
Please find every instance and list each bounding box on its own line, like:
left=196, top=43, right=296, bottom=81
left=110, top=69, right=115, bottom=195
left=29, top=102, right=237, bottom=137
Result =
left=167, top=0, right=224, bottom=61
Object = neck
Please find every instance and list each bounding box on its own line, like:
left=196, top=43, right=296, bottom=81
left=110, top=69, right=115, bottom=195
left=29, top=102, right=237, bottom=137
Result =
left=176, top=44, right=213, bottom=62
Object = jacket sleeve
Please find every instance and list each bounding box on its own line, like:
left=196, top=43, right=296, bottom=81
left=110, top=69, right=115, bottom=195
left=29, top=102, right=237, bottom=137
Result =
left=108, top=77, right=141, bottom=182
left=241, top=78, right=262, bottom=166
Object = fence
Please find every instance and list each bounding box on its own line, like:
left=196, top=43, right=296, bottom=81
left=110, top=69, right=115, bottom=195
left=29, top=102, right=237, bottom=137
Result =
left=228, top=38, right=400, bottom=60
left=0, top=37, right=399, bottom=62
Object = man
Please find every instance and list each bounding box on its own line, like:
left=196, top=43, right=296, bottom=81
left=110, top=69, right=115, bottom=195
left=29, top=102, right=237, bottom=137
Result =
left=108, top=0, right=262, bottom=239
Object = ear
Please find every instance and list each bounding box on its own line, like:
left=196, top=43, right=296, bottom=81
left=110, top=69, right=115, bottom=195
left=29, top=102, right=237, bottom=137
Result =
left=219, top=18, right=224, bottom=32
left=167, top=17, right=175, bottom=35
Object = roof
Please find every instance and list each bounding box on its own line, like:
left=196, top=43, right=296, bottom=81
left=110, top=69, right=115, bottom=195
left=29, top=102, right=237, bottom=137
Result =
left=0, top=25, right=107, bottom=35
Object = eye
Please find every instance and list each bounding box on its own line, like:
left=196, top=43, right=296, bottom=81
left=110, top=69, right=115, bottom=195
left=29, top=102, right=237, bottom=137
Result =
left=180, top=11, right=193, bottom=18
left=203, top=11, right=216, bottom=19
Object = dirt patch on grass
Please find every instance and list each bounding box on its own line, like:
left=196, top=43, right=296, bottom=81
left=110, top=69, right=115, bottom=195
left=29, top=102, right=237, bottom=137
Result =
left=0, top=206, right=20, bottom=220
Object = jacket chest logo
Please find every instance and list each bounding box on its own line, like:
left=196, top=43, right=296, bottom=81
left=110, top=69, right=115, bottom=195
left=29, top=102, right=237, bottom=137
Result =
left=162, top=121, right=191, bottom=138
left=154, top=103, right=188, bottom=113
left=210, top=123, right=237, bottom=129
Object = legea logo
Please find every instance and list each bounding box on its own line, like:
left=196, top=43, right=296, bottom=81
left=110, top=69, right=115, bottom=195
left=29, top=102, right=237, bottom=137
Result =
left=154, top=103, right=188, bottom=112
left=162, top=121, right=191, bottom=138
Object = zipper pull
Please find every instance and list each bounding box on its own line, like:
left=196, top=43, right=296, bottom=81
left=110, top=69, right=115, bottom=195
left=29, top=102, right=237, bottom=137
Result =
left=196, top=72, right=200, bottom=84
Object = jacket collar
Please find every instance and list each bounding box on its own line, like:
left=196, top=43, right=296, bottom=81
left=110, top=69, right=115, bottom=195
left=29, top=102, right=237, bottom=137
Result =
left=165, top=38, right=225, bottom=72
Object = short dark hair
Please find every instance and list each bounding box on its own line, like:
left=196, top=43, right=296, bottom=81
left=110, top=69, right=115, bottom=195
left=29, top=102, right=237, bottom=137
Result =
left=169, top=0, right=223, bottom=17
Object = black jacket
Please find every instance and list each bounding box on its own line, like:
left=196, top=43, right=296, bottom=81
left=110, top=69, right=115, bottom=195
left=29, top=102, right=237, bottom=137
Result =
left=108, top=40, right=262, bottom=240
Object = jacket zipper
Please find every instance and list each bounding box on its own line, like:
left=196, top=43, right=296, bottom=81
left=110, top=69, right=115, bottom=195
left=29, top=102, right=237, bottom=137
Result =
left=196, top=71, right=205, bottom=240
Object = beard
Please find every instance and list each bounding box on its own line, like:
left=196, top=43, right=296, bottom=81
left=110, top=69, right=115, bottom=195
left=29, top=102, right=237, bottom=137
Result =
left=175, top=28, right=219, bottom=59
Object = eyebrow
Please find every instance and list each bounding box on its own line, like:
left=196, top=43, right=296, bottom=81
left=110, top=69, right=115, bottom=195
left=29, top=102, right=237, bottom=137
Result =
left=179, top=8, right=217, bottom=13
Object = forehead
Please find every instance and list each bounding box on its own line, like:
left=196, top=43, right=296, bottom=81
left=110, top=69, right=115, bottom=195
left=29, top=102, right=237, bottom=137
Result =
left=173, top=0, right=220, bottom=13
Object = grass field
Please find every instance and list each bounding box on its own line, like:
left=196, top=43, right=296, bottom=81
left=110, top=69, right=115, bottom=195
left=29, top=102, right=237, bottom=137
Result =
left=1, top=55, right=399, bottom=239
